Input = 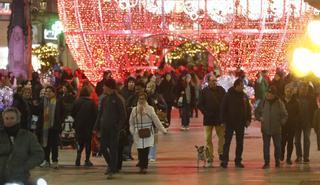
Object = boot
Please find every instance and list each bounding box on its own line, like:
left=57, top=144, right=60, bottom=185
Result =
left=75, top=154, right=81, bottom=166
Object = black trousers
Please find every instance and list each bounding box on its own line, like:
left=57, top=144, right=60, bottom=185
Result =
left=43, top=129, right=59, bottom=162
left=118, top=143, right=124, bottom=170
left=222, top=126, right=245, bottom=164
left=100, top=131, right=119, bottom=173
left=281, top=126, right=295, bottom=161
left=138, top=147, right=150, bottom=169
left=77, top=137, right=92, bottom=161
left=295, top=127, right=311, bottom=160
left=166, top=103, right=173, bottom=125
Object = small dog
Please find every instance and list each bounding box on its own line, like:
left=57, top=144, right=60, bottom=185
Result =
left=195, top=145, right=209, bottom=168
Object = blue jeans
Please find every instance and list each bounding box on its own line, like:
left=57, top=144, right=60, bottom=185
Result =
left=181, top=103, right=191, bottom=127
left=263, top=133, right=281, bottom=164
left=149, top=144, right=157, bottom=160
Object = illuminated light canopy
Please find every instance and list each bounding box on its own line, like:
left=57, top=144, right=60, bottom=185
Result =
left=57, top=0, right=315, bottom=83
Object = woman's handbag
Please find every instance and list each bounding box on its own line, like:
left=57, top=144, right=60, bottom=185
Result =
left=136, top=110, right=151, bottom=138
left=138, top=128, right=151, bottom=138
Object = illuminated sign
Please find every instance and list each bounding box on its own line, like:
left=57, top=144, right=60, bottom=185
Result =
left=0, top=3, right=11, bottom=16
left=44, top=21, right=63, bottom=40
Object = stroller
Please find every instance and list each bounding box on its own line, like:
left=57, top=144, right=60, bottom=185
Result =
left=60, top=115, right=76, bottom=149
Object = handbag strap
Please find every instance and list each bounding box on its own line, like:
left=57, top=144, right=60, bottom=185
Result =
left=135, top=107, right=153, bottom=132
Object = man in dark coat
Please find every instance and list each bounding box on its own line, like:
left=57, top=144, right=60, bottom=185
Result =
left=220, top=79, right=251, bottom=168
left=198, top=74, right=226, bottom=167
left=95, top=78, right=126, bottom=179
left=72, top=86, right=97, bottom=167
left=158, top=73, right=177, bottom=125
left=95, top=70, right=112, bottom=96
left=0, top=107, right=44, bottom=185
left=295, top=82, right=317, bottom=163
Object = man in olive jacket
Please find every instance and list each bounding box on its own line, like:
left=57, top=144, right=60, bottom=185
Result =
left=0, top=107, right=44, bottom=184
left=255, top=86, right=288, bottom=169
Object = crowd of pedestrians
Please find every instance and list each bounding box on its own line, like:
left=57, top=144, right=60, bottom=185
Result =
left=1, top=67, right=320, bottom=183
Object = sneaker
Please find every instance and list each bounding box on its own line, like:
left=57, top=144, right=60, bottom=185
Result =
left=235, top=163, right=245, bottom=168
left=220, top=162, right=228, bottom=168
left=262, top=163, right=270, bottom=169
left=51, top=162, right=59, bottom=169
left=149, top=159, right=156, bottom=162
left=84, top=160, right=93, bottom=167
left=286, top=160, right=293, bottom=165
left=180, top=127, right=186, bottom=131
left=40, top=160, right=50, bottom=168
left=304, top=159, right=310, bottom=163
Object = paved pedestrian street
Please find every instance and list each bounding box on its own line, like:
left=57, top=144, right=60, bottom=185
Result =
left=31, top=110, right=320, bottom=185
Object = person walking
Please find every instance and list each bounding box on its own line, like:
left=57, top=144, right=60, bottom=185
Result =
left=176, top=74, right=195, bottom=131
left=129, top=92, right=168, bottom=174
left=95, top=78, right=126, bottom=179
left=198, top=74, right=226, bottom=167
left=281, top=84, right=300, bottom=165
left=295, top=82, right=316, bottom=163
left=37, top=86, right=64, bottom=169
left=255, top=86, right=288, bottom=169
left=158, top=73, right=176, bottom=126
left=220, top=79, right=251, bottom=168
left=72, top=86, right=98, bottom=167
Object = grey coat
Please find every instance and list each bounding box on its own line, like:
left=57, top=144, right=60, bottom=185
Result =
left=256, top=99, right=288, bottom=135
left=0, top=129, right=44, bottom=183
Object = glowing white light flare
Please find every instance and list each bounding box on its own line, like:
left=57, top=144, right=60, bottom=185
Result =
left=308, top=20, right=320, bottom=45
left=37, top=178, right=48, bottom=185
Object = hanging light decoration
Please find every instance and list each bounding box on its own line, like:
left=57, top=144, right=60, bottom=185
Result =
left=57, top=0, right=316, bottom=83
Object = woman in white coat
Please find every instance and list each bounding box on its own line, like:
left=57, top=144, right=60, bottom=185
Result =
left=129, top=92, right=168, bottom=174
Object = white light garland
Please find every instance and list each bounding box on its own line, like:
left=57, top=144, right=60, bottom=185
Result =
left=114, top=0, right=308, bottom=22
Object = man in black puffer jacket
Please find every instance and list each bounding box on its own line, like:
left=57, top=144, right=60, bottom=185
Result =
left=220, top=79, right=251, bottom=168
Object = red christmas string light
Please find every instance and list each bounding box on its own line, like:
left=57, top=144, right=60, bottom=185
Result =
left=57, top=0, right=316, bottom=83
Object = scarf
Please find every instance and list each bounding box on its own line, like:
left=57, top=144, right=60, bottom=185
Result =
left=42, top=97, right=56, bottom=147
left=4, top=124, right=20, bottom=145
